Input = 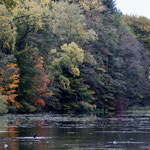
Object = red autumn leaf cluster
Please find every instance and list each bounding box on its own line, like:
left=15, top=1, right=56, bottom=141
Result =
left=33, top=57, right=50, bottom=108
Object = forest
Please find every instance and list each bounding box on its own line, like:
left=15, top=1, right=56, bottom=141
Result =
left=0, top=0, right=150, bottom=114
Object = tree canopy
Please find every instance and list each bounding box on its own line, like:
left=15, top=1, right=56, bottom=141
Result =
left=0, top=0, right=150, bottom=114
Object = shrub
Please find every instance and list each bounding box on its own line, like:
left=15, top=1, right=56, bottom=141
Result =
left=0, top=93, right=8, bottom=114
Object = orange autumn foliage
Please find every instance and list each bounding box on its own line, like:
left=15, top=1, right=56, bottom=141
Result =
left=33, top=57, right=50, bottom=108
left=0, top=63, right=21, bottom=108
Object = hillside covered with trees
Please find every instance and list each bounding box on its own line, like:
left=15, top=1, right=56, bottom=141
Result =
left=0, top=0, right=150, bottom=114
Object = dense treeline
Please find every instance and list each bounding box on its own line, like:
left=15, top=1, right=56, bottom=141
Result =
left=0, top=0, right=150, bottom=114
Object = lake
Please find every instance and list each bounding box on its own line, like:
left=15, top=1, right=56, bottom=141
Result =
left=0, top=112, right=150, bottom=150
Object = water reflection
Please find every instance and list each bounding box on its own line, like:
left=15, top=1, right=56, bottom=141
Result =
left=0, top=121, right=19, bottom=150
left=33, top=120, right=48, bottom=150
left=1, top=113, right=150, bottom=149
left=6, top=125, right=19, bottom=150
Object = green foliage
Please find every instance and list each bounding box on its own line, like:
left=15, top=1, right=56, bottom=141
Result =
left=0, top=5, right=16, bottom=53
left=123, top=15, right=150, bottom=50
left=0, top=93, right=8, bottom=114
left=60, top=78, right=96, bottom=112
left=0, top=52, right=16, bottom=68
left=15, top=46, right=38, bottom=108
left=13, top=0, right=50, bottom=50
left=21, top=101, right=36, bottom=113
left=1, top=0, right=150, bottom=114
left=13, top=0, right=45, bottom=31
left=102, top=0, right=117, bottom=14
left=49, top=1, right=97, bottom=44
left=79, top=101, right=96, bottom=112
left=0, top=0, right=51, bottom=54
left=0, top=0, right=17, bottom=9
left=48, top=42, right=84, bottom=86
left=48, top=42, right=96, bottom=112
left=79, top=0, right=105, bottom=12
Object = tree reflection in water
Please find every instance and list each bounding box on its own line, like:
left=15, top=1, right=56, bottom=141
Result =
left=1, top=113, right=150, bottom=150
left=33, top=120, right=48, bottom=150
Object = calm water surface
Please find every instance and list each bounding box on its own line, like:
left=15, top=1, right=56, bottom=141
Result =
left=0, top=112, right=150, bottom=150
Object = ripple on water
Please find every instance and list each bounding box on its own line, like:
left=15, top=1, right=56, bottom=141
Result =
left=0, top=113, right=150, bottom=150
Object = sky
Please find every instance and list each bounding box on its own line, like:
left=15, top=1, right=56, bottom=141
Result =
left=115, top=0, right=150, bottom=19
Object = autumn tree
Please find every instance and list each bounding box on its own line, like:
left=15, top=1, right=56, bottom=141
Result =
left=15, top=46, right=51, bottom=112
left=0, top=0, right=50, bottom=54
left=0, top=52, right=20, bottom=108
left=47, top=42, right=95, bottom=112
left=48, top=42, right=84, bottom=87
left=13, top=0, right=50, bottom=50
left=33, top=56, right=50, bottom=109
left=1, top=0, right=150, bottom=114
left=123, top=15, right=150, bottom=50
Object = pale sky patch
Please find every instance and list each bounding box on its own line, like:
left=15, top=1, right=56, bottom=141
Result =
left=115, top=0, right=150, bottom=19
